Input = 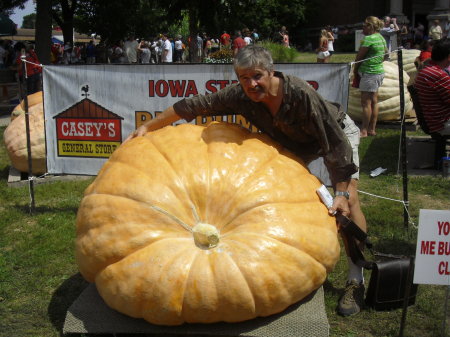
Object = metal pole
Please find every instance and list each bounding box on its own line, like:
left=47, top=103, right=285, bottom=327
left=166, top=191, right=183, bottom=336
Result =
left=21, top=55, right=35, bottom=214
left=397, top=48, right=408, bottom=228
left=442, top=285, right=450, bottom=337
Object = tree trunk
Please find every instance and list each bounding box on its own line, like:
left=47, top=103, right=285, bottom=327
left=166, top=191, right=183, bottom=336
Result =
left=35, top=0, right=52, bottom=65
left=61, top=21, right=74, bottom=48
left=188, top=9, right=200, bottom=63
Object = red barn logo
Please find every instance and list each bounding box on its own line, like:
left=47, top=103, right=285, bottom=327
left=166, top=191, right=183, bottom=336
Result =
left=53, top=89, right=123, bottom=158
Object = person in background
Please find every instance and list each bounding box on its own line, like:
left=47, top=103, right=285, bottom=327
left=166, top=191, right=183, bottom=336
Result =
left=414, top=22, right=425, bottom=47
left=282, top=29, right=290, bottom=48
left=414, top=39, right=434, bottom=70
left=138, top=40, right=151, bottom=64
left=204, top=36, right=212, bottom=58
left=161, top=33, right=173, bottom=63
left=86, top=40, right=96, bottom=64
left=316, top=29, right=330, bottom=63
left=124, top=35, right=139, bottom=63
left=232, top=30, right=246, bottom=56
left=429, top=20, right=443, bottom=41
left=445, top=20, right=450, bottom=39
left=126, top=45, right=368, bottom=316
left=243, top=28, right=252, bottom=45
left=325, top=25, right=335, bottom=59
left=252, top=29, right=259, bottom=43
left=415, top=38, right=450, bottom=136
left=380, top=16, right=399, bottom=53
left=16, top=43, right=42, bottom=95
left=353, top=16, right=387, bottom=138
left=174, top=35, right=184, bottom=63
left=196, top=33, right=203, bottom=61
left=220, top=31, right=231, bottom=49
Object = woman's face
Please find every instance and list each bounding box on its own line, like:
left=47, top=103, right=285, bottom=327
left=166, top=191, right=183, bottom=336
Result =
left=362, top=23, right=373, bottom=35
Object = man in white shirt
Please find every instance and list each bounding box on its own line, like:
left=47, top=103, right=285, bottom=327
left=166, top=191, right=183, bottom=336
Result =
left=124, top=36, right=139, bottom=63
left=162, top=33, right=173, bottom=63
left=380, top=16, right=399, bottom=53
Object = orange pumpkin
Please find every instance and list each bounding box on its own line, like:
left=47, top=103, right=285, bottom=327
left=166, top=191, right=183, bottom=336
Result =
left=3, top=91, right=46, bottom=174
left=75, top=122, right=340, bottom=326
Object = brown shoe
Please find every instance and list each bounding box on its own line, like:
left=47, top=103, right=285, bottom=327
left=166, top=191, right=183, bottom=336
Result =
left=337, top=279, right=365, bottom=316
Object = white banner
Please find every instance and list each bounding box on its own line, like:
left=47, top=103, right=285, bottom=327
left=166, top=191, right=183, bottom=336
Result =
left=414, top=209, right=450, bottom=285
left=43, top=63, right=350, bottom=176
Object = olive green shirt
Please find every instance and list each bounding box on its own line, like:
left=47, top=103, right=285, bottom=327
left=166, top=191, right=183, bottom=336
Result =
left=173, top=71, right=357, bottom=185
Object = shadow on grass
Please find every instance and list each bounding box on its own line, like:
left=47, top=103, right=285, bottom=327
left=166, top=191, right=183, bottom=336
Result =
left=369, top=236, right=417, bottom=257
left=359, top=134, right=401, bottom=174
left=0, top=165, right=10, bottom=180
left=48, top=273, right=90, bottom=337
left=12, top=204, right=79, bottom=215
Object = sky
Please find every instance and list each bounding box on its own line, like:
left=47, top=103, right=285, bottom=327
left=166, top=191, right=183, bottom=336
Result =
left=9, top=0, right=36, bottom=28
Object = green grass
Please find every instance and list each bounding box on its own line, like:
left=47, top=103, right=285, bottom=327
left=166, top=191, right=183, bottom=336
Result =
left=1, top=122, right=450, bottom=337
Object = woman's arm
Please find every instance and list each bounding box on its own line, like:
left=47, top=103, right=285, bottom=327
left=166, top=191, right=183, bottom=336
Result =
left=353, top=46, right=369, bottom=74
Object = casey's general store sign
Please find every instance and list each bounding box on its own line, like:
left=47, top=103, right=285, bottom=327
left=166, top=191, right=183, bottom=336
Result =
left=53, top=92, right=123, bottom=158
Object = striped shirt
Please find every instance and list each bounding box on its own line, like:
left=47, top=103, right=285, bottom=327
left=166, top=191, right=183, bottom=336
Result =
left=415, top=61, right=450, bottom=133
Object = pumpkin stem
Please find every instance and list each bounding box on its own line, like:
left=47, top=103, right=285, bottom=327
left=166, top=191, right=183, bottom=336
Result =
left=192, top=223, right=220, bottom=249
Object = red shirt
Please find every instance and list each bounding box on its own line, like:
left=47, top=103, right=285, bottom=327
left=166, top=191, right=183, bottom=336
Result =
left=220, top=33, right=230, bottom=46
left=415, top=61, right=450, bottom=132
left=419, top=51, right=431, bottom=62
left=16, top=50, right=42, bottom=77
left=232, top=37, right=246, bottom=52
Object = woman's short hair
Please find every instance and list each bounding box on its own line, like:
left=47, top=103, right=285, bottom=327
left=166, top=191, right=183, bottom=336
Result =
left=233, top=45, right=274, bottom=73
left=364, top=16, right=383, bottom=32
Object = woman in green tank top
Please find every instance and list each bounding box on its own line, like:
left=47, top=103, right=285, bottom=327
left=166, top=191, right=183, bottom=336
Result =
left=353, top=16, right=388, bottom=137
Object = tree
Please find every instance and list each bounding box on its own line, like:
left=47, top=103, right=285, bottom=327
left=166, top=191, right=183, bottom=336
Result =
left=74, top=0, right=168, bottom=45
left=35, top=0, right=52, bottom=65
left=22, top=13, right=36, bottom=29
left=51, top=0, right=78, bottom=49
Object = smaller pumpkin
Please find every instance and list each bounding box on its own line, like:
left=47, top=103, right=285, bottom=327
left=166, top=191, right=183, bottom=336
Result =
left=11, top=91, right=43, bottom=120
left=347, top=61, right=415, bottom=122
left=3, top=91, right=46, bottom=174
left=389, top=49, right=420, bottom=85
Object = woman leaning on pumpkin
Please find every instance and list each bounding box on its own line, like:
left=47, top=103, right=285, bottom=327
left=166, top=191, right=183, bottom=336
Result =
left=353, top=16, right=388, bottom=137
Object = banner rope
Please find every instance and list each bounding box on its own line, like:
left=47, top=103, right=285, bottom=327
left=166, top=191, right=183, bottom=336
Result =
left=357, top=189, right=416, bottom=228
left=350, top=48, right=402, bottom=66
left=21, top=57, right=44, bottom=79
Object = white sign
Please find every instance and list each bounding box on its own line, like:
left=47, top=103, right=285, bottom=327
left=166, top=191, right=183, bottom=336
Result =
left=414, top=209, right=450, bottom=285
left=43, top=63, right=350, bottom=176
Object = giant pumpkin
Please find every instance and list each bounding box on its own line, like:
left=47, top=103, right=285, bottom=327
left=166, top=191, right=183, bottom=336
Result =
left=389, top=49, right=420, bottom=85
left=3, top=91, right=46, bottom=174
left=76, top=122, right=340, bottom=326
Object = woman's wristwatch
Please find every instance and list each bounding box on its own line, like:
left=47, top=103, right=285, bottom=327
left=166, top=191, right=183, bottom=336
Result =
left=335, top=191, right=350, bottom=199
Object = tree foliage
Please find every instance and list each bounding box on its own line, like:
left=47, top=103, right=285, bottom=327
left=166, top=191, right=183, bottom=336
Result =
left=73, top=0, right=169, bottom=44
left=22, top=13, right=36, bottom=29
